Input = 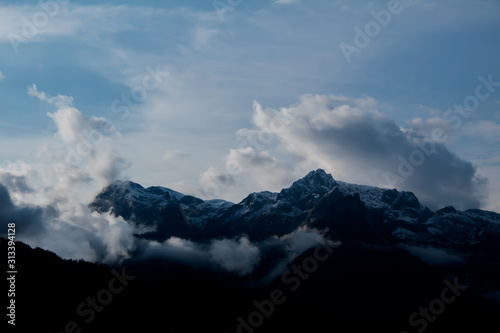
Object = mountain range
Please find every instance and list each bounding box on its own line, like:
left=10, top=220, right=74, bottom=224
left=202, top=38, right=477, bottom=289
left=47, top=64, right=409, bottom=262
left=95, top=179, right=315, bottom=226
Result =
left=90, top=169, right=500, bottom=250
left=3, top=169, right=499, bottom=332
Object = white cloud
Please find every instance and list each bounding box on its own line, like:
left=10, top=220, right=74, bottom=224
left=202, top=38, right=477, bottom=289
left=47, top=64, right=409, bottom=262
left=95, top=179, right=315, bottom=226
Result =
left=135, top=237, right=210, bottom=268
left=476, top=165, right=500, bottom=213
left=0, top=86, right=131, bottom=263
left=210, top=237, right=261, bottom=276
left=408, top=117, right=454, bottom=141
left=0, top=70, right=4, bottom=81
left=277, top=226, right=340, bottom=261
left=202, top=94, right=488, bottom=211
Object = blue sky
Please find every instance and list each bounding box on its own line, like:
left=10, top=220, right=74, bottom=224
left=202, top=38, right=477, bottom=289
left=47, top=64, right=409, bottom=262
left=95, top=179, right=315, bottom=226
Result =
left=1, top=0, right=499, bottom=213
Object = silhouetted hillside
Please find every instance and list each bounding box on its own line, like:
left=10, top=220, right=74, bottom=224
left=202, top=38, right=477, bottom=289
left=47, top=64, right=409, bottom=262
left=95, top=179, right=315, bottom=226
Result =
left=3, top=237, right=499, bottom=332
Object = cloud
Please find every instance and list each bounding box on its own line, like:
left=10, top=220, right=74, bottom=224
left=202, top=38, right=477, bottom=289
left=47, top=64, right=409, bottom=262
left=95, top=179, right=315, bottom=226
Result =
left=209, top=237, right=261, bottom=276
left=408, top=117, right=454, bottom=140
left=198, top=167, right=235, bottom=199
left=0, top=183, right=45, bottom=237
left=163, top=150, right=190, bottom=161
left=0, top=70, right=4, bottom=81
left=0, top=86, right=131, bottom=263
left=277, top=226, right=340, bottom=262
left=191, top=27, right=219, bottom=50
left=476, top=164, right=500, bottom=213
left=28, top=84, right=125, bottom=184
left=0, top=173, right=32, bottom=194
left=129, top=231, right=335, bottom=279
left=273, top=0, right=301, bottom=5
left=463, top=120, right=500, bottom=142
left=400, top=245, right=465, bottom=266
left=28, top=83, right=74, bottom=109
left=135, top=237, right=210, bottom=268
left=204, top=94, right=487, bottom=210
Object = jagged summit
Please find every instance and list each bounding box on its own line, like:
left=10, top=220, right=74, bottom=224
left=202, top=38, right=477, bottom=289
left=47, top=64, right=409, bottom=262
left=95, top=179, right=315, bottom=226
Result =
left=290, top=168, right=337, bottom=191
left=107, top=179, right=186, bottom=201
left=277, top=169, right=336, bottom=206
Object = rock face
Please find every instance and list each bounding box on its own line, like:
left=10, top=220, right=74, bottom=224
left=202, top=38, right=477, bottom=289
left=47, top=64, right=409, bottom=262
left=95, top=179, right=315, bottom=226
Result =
left=89, top=169, right=500, bottom=249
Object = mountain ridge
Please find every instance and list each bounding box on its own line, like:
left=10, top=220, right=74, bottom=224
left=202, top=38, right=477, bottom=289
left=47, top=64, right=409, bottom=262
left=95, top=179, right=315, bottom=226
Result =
left=89, top=169, right=500, bottom=246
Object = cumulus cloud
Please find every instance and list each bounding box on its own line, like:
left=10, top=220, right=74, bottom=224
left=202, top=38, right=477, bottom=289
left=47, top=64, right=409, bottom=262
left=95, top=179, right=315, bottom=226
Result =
left=210, top=237, right=261, bottom=276
left=0, top=86, right=131, bottom=263
left=204, top=94, right=487, bottom=210
left=0, top=173, right=32, bottom=194
left=28, top=84, right=125, bottom=187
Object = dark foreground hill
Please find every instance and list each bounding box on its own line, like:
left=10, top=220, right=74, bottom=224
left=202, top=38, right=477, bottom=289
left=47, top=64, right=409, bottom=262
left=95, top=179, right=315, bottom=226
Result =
left=2, top=237, right=499, bottom=332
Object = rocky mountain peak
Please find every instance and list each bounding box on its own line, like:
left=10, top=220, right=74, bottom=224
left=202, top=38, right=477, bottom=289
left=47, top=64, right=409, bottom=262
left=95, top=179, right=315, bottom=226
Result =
left=277, top=169, right=336, bottom=203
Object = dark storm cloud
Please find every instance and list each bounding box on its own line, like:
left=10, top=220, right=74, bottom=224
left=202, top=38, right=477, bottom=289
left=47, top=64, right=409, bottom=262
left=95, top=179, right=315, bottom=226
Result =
left=0, top=183, right=45, bottom=236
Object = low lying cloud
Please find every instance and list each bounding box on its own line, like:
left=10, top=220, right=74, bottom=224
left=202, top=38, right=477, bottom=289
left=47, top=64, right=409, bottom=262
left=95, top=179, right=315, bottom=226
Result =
left=210, top=237, right=261, bottom=276
left=400, top=245, right=465, bottom=266
left=134, top=237, right=210, bottom=268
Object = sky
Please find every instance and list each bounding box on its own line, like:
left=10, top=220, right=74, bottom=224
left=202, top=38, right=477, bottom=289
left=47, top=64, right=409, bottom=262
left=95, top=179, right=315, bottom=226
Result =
left=0, top=0, right=499, bottom=221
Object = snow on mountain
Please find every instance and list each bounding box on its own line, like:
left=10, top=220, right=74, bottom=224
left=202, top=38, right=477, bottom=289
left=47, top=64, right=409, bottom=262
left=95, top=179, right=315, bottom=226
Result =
left=90, top=180, right=235, bottom=232
left=89, top=169, right=500, bottom=248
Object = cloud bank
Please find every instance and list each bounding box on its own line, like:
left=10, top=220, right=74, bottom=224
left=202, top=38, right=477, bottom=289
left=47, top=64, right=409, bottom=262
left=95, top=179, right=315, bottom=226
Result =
left=1, top=86, right=131, bottom=263
left=204, top=94, right=487, bottom=211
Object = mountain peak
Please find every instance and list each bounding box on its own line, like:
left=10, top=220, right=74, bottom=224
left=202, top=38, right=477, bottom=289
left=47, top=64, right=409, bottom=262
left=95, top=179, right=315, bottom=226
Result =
left=294, top=168, right=337, bottom=191
left=277, top=169, right=337, bottom=205
left=109, top=179, right=144, bottom=191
